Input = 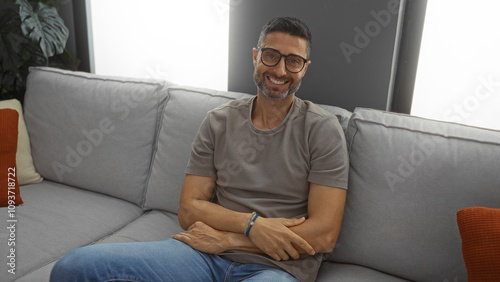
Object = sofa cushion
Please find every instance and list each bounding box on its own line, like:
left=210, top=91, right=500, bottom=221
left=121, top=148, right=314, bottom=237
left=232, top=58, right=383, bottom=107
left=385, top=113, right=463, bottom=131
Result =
left=330, top=108, right=500, bottom=281
left=0, top=109, right=24, bottom=207
left=96, top=210, right=183, bottom=244
left=457, top=207, right=500, bottom=281
left=15, top=210, right=183, bottom=282
left=144, top=86, right=252, bottom=213
left=317, top=262, right=411, bottom=282
left=145, top=86, right=351, bottom=213
left=23, top=67, right=171, bottom=206
left=0, top=99, right=42, bottom=185
left=0, top=180, right=143, bottom=281
left=317, top=104, right=352, bottom=132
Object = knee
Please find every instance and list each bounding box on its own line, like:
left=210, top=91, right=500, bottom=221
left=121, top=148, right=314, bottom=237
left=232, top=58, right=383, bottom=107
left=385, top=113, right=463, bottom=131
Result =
left=50, top=246, right=97, bottom=282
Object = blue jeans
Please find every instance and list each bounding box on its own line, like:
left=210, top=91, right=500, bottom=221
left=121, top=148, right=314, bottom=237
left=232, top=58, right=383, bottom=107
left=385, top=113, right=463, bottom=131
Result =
left=50, top=238, right=299, bottom=282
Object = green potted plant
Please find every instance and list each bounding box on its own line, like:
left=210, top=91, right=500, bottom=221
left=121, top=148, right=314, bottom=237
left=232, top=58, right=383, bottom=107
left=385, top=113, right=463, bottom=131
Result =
left=0, top=0, right=79, bottom=102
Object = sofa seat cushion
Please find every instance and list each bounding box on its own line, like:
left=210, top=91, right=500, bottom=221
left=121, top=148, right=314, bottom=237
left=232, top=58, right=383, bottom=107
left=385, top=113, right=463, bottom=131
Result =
left=330, top=108, right=500, bottom=281
left=316, top=262, right=411, bottom=282
left=0, top=180, right=143, bottom=281
left=96, top=210, right=184, bottom=244
left=14, top=210, right=183, bottom=282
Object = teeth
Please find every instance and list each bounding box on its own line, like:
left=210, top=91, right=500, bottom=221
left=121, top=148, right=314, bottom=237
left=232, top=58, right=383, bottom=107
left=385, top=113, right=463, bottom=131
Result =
left=269, top=76, right=286, bottom=85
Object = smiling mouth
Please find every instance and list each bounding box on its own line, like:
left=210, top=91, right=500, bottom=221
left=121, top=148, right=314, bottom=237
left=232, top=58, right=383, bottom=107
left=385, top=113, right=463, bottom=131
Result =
left=267, top=75, right=288, bottom=85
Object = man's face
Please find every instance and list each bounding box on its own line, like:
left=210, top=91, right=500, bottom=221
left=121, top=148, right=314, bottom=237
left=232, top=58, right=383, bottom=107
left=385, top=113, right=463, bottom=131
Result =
left=253, top=32, right=310, bottom=100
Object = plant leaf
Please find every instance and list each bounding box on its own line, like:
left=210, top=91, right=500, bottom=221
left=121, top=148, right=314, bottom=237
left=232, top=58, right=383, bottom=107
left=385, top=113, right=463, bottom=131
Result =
left=17, top=0, right=69, bottom=59
left=0, top=8, right=33, bottom=70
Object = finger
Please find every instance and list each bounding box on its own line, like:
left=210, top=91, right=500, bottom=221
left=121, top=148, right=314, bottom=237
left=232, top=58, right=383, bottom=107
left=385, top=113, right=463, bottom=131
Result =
left=260, top=247, right=282, bottom=261
left=171, top=233, right=182, bottom=241
left=283, top=243, right=301, bottom=260
left=172, top=233, right=191, bottom=243
left=276, top=249, right=290, bottom=261
left=291, top=235, right=315, bottom=256
left=282, top=217, right=306, bottom=227
left=269, top=252, right=282, bottom=261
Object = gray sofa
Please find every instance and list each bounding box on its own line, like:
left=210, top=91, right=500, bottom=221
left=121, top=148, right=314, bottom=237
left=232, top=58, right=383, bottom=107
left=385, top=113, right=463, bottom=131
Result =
left=1, top=66, right=499, bottom=281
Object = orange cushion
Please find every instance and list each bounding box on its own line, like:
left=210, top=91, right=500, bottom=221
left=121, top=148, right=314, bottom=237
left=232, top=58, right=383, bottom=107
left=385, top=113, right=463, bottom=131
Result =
left=0, top=99, right=42, bottom=185
left=457, top=207, right=500, bottom=281
left=0, top=109, right=24, bottom=207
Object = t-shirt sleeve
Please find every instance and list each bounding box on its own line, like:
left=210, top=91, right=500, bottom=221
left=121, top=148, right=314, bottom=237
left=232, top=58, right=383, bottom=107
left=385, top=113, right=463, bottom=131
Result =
left=184, top=114, right=217, bottom=178
left=307, top=115, right=349, bottom=189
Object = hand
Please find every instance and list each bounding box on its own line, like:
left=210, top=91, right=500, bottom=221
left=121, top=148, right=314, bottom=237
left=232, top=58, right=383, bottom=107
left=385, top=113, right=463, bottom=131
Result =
left=248, top=217, right=315, bottom=261
left=172, top=221, right=228, bottom=254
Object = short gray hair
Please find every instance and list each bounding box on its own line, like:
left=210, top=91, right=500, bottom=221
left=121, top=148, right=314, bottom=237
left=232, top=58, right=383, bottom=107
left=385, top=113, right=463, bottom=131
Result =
left=257, top=17, right=312, bottom=58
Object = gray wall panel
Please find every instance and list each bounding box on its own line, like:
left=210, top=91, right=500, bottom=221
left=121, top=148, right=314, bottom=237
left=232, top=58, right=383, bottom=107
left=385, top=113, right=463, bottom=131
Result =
left=228, top=0, right=401, bottom=111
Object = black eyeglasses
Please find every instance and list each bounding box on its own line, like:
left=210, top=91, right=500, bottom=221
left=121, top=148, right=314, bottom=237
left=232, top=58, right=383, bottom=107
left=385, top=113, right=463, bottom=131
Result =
left=257, top=47, right=308, bottom=73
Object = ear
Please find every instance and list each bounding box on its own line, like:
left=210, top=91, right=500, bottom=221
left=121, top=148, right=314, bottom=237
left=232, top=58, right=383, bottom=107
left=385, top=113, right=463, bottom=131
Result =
left=301, top=60, right=311, bottom=76
left=252, top=48, right=258, bottom=67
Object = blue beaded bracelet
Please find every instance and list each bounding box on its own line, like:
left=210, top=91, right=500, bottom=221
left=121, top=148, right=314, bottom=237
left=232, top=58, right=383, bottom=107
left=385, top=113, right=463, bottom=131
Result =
left=243, top=212, right=256, bottom=234
left=244, top=213, right=259, bottom=236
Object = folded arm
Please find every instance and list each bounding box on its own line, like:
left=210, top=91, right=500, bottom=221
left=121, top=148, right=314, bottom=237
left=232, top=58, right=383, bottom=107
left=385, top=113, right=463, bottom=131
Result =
left=288, top=182, right=346, bottom=253
left=175, top=174, right=346, bottom=260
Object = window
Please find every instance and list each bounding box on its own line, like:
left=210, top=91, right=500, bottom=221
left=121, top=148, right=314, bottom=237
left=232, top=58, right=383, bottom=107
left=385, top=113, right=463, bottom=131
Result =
left=88, top=0, right=230, bottom=91
left=411, top=0, right=500, bottom=130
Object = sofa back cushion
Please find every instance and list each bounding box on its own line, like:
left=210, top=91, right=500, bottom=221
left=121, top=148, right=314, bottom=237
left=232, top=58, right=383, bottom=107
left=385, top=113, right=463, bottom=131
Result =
left=144, top=87, right=352, bottom=213
left=317, top=104, right=352, bottom=133
left=144, top=86, right=252, bottom=212
left=330, top=108, right=500, bottom=281
left=24, top=67, right=171, bottom=206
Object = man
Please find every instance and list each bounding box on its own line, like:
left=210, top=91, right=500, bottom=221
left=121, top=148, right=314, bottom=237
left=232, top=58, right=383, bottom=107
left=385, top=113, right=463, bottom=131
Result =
left=50, top=17, right=348, bottom=282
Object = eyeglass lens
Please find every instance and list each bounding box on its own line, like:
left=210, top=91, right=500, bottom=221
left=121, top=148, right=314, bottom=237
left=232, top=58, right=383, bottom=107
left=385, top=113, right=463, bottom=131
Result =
left=261, top=49, right=305, bottom=73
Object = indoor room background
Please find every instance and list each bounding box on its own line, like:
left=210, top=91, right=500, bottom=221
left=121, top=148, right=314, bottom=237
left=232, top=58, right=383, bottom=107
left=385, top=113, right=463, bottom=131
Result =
left=16, top=0, right=500, bottom=130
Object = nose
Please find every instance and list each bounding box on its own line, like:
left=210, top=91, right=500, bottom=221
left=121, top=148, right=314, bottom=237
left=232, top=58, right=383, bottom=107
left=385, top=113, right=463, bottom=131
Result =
left=274, top=57, right=288, bottom=76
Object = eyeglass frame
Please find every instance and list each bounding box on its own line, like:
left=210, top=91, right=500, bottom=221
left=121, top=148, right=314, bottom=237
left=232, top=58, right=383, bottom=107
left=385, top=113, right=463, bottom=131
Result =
left=257, top=47, right=309, bottom=73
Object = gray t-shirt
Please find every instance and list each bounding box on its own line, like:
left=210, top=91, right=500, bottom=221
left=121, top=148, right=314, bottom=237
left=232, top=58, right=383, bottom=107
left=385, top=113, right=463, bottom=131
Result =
left=185, top=96, right=348, bottom=282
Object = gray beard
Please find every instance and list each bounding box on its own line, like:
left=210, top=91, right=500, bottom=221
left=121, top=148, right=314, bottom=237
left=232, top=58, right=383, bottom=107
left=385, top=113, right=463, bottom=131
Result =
left=253, top=71, right=301, bottom=100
